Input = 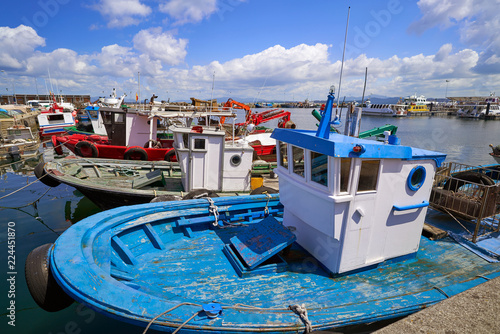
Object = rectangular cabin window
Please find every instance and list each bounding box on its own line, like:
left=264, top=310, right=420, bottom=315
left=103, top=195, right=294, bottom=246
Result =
left=340, top=158, right=351, bottom=192
left=182, top=134, right=189, bottom=149
left=311, top=151, right=328, bottom=187
left=47, top=114, right=64, bottom=122
left=193, top=138, right=206, bottom=150
left=357, top=160, right=380, bottom=192
left=114, top=113, right=124, bottom=123
left=279, top=141, right=288, bottom=169
left=291, top=145, right=304, bottom=177
left=102, top=111, right=112, bottom=124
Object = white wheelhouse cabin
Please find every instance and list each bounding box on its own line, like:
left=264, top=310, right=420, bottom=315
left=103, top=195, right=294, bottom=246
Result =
left=271, top=128, right=446, bottom=275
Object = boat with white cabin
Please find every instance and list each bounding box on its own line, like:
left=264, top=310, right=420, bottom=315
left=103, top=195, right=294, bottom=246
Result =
left=26, top=86, right=500, bottom=333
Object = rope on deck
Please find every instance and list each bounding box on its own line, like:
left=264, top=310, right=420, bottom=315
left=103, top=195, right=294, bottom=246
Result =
left=144, top=301, right=315, bottom=333
left=206, top=197, right=220, bottom=226
left=264, top=192, right=271, bottom=216
left=289, top=304, right=313, bottom=333
left=432, top=286, right=450, bottom=298
left=142, top=302, right=202, bottom=334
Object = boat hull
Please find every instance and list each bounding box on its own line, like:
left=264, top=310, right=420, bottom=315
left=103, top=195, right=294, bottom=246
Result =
left=491, top=153, right=500, bottom=163
left=53, top=134, right=176, bottom=161
left=48, top=196, right=500, bottom=333
left=39, top=157, right=184, bottom=210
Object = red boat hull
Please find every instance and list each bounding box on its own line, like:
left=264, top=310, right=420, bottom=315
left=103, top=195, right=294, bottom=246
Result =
left=53, top=134, right=177, bottom=161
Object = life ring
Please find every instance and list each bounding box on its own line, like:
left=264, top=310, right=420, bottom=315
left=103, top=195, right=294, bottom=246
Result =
left=51, top=136, right=64, bottom=156
left=74, top=141, right=99, bottom=158
left=164, top=149, right=176, bottom=162
left=34, top=162, right=61, bottom=187
left=25, top=243, right=74, bottom=312
left=124, top=146, right=148, bottom=160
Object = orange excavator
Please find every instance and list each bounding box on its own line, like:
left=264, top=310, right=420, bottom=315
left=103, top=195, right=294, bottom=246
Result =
left=223, top=99, right=295, bottom=134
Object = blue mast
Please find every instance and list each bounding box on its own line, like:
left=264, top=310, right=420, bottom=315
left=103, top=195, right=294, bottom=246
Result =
left=315, top=85, right=338, bottom=139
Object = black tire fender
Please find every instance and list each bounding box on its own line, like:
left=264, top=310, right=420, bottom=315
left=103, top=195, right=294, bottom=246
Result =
left=124, top=146, right=148, bottom=161
left=182, top=189, right=219, bottom=200
left=25, top=243, right=74, bottom=312
left=74, top=141, right=99, bottom=158
left=34, top=162, right=61, bottom=187
left=250, top=186, right=279, bottom=195
left=150, top=195, right=182, bottom=203
left=164, top=149, right=176, bottom=162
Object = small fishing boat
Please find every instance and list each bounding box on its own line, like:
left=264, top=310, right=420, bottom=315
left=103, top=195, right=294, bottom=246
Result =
left=0, top=104, right=40, bottom=136
left=36, top=112, right=273, bottom=209
left=490, top=144, right=500, bottom=163
left=26, top=86, right=500, bottom=333
left=51, top=104, right=181, bottom=161
left=37, top=98, right=76, bottom=138
left=360, top=103, right=399, bottom=116
left=0, top=125, right=40, bottom=160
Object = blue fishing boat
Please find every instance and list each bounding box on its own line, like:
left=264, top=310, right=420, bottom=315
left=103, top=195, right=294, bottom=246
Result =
left=25, top=87, right=500, bottom=333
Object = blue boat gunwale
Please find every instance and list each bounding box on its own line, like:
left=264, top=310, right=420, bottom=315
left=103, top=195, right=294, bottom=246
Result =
left=49, top=194, right=500, bottom=333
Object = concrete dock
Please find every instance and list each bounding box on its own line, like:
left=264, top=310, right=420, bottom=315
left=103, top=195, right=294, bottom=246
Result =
left=374, top=276, right=500, bottom=334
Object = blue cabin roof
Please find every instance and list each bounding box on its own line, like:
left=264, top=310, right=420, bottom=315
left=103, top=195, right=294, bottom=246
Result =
left=271, top=128, right=447, bottom=167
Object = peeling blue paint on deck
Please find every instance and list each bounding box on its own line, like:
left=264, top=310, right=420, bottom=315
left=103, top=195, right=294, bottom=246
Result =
left=50, top=195, right=500, bottom=333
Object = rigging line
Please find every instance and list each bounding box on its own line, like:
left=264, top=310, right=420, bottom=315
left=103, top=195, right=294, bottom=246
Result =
left=0, top=187, right=50, bottom=209
left=336, top=6, right=351, bottom=115
left=0, top=151, right=43, bottom=168
left=142, top=302, right=202, bottom=334
left=0, top=172, right=47, bottom=201
left=253, top=74, right=269, bottom=105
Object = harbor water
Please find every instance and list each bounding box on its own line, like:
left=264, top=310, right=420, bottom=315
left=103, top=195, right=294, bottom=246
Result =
left=1, top=110, right=499, bottom=334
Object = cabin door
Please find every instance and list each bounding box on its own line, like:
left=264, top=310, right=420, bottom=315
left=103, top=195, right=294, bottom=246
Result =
left=340, top=159, right=381, bottom=272
left=102, top=110, right=126, bottom=146
left=189, top=135, right=208, bottom=190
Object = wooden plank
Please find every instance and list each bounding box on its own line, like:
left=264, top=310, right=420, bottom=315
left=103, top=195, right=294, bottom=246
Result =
left=423, top=222, right=448, bottom=240
left=132, top=169, right=165, bottom=189
left=229, top=216, right=296, bottom=269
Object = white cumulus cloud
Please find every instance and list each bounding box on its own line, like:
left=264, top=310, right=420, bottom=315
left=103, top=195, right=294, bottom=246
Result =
left=409, top=0, right=500, bottom=73
left=158, top=0, right=218, bottom=25
left=132, top=28, right=188, bottom=65
left=92, top=0, right=152, bottom=28
left=0, top=25, right=45, bottom=69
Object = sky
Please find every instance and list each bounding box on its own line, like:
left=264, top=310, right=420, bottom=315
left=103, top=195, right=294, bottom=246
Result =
left=0, top=0, right=499, bottom=102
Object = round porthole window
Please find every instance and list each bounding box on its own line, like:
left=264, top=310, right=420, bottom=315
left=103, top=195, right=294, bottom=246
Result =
left=230, top=155, right=242, bottom=166
left=407, top=165, right=426, bottom=191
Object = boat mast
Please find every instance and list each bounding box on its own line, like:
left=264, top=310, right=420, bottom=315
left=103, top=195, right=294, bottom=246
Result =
left=336, top=6, right=350, bottom=116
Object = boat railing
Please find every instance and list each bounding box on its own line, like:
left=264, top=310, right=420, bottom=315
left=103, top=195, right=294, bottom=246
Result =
left=429, top=161, right=500, bottom=242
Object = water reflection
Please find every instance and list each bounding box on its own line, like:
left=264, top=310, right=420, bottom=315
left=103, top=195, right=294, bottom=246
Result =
left=64, top=190, right=101, bottom=224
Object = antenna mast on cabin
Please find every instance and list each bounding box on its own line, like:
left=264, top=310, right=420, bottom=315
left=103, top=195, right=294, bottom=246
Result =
left=336, top=6, right=350, bottom=115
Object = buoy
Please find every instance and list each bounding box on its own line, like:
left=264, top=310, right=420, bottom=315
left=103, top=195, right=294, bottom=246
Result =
left=25, top=243, right=74, bottom=312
